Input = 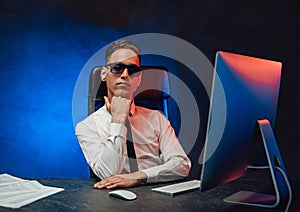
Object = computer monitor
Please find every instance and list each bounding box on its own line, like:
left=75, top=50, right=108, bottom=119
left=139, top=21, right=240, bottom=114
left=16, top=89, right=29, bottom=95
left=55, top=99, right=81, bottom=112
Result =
left=200, top=51, right=291, bottom=208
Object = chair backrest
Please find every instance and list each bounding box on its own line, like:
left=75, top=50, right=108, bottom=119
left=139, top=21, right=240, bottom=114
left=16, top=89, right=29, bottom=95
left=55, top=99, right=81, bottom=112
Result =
left=88, top=66, right=170, bottom=117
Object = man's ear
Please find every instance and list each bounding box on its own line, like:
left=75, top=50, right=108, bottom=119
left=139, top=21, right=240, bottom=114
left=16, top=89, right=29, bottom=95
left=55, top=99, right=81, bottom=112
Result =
left=100, top=66, right=107, bottom=81
left=137, top=72, right=142, bottom=87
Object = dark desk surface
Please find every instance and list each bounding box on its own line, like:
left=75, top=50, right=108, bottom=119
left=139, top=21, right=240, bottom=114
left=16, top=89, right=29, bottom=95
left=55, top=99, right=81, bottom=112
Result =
left=0, top=177, right=299, bottom=211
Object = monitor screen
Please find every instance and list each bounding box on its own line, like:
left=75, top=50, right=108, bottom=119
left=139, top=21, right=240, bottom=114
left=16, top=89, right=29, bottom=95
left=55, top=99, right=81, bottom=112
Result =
left=200, top=51, right=282, bottom=192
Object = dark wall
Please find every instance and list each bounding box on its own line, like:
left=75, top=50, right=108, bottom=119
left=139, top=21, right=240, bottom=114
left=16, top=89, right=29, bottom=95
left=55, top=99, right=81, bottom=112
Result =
left=0, top=0, right=299, bottom=179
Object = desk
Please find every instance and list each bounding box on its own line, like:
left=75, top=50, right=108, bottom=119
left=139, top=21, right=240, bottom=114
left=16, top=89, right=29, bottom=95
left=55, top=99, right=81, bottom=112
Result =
left=0, top=178, right=299, bottom=211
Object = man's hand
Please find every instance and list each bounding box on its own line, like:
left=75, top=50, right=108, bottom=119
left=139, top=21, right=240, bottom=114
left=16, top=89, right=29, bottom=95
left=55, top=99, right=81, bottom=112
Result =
left=94, top=171, right=147, bottom=189
left=104, top=96, right=131, bottom=125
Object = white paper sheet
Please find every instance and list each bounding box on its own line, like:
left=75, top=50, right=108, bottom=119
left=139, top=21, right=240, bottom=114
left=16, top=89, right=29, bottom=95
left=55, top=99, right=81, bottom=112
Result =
left=0, top=173, right=64, bottom=209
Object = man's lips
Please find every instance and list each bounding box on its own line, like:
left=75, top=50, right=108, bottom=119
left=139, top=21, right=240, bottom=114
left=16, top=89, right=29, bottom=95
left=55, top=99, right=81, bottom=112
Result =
left=116, top=82, right=130, bottom=87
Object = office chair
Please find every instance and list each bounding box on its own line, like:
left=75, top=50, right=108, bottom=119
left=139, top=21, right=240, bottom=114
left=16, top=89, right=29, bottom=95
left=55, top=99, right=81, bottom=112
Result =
left=88, top=66, right=170, bottom=178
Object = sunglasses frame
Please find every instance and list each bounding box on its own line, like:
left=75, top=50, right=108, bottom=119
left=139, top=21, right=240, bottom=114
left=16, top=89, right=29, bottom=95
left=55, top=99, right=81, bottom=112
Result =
left=106, top=62, right=142, bottom=77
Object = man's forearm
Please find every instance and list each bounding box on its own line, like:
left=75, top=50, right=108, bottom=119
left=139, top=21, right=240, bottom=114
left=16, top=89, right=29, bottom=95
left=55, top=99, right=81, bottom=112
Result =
left=140, top=157, right=190, bottom=183
left=92, top=135, right=127, bottom=179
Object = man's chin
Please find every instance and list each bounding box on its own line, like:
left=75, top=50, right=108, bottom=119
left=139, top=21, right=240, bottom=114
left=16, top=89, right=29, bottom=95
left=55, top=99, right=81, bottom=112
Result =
left=114, top=89, right=132, bottom=99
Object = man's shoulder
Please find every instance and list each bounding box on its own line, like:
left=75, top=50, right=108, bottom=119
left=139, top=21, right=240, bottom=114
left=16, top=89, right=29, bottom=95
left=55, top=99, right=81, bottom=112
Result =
left=77, top=105, right=108, bottom=127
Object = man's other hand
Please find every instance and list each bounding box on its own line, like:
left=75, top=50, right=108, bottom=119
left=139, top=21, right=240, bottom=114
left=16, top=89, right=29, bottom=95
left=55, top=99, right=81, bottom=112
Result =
left=93, top=171, right=147, bottom=189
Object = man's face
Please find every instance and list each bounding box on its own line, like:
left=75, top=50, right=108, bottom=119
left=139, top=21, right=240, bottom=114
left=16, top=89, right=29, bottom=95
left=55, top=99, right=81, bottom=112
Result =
left=103, top=49, right=141, bottom=100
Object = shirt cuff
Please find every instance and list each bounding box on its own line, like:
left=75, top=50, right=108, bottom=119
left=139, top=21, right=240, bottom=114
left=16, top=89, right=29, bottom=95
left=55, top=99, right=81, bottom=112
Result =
left=108, top=123, right=127, bottom=143
left=140, top=167, right=159, bottom=183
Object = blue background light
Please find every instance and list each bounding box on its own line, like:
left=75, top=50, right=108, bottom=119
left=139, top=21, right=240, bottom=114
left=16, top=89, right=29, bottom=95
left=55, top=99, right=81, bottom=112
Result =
left=0, top=11, right=128, bottom=178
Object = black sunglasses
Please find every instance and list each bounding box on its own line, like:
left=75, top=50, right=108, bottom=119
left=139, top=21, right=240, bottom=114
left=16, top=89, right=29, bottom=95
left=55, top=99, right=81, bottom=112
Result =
left=106, top=63, right=142, bottom=77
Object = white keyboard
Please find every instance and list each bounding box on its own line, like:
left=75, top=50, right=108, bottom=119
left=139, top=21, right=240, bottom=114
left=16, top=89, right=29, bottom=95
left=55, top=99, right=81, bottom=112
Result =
left=151, top=180, right=201, bottom=196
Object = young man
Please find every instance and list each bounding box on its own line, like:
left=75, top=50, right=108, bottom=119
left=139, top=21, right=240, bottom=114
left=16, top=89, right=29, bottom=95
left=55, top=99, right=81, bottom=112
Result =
left=76, top=40, right=191, bottom=189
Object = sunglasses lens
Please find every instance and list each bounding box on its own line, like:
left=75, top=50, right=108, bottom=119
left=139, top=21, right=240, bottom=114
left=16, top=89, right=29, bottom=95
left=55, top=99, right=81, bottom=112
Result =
left=128, top=65, right=141, bottom=77
left=111, top=64, right=124, bottom=74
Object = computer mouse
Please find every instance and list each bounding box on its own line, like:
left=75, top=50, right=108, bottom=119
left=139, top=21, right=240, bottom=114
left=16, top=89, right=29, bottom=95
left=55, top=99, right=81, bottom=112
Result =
left=108, top=189, right=137, bottom=201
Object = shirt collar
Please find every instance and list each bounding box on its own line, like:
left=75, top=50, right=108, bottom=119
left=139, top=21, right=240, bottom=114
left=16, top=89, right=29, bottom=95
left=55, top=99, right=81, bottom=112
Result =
left=129, top=100, right=136, bottom=117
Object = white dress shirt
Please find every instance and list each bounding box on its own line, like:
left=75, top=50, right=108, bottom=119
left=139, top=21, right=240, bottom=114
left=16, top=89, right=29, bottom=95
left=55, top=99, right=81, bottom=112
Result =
left=75, top=102, right=191, bottom=183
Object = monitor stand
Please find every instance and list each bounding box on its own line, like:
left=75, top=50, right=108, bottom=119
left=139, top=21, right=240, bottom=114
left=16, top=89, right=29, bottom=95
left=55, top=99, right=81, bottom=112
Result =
left=223, top=119, right=291, bottom=209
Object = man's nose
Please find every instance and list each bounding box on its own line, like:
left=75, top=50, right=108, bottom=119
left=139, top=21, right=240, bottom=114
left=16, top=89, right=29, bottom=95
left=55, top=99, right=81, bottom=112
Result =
left=120, top=68, right=129, bottom=78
